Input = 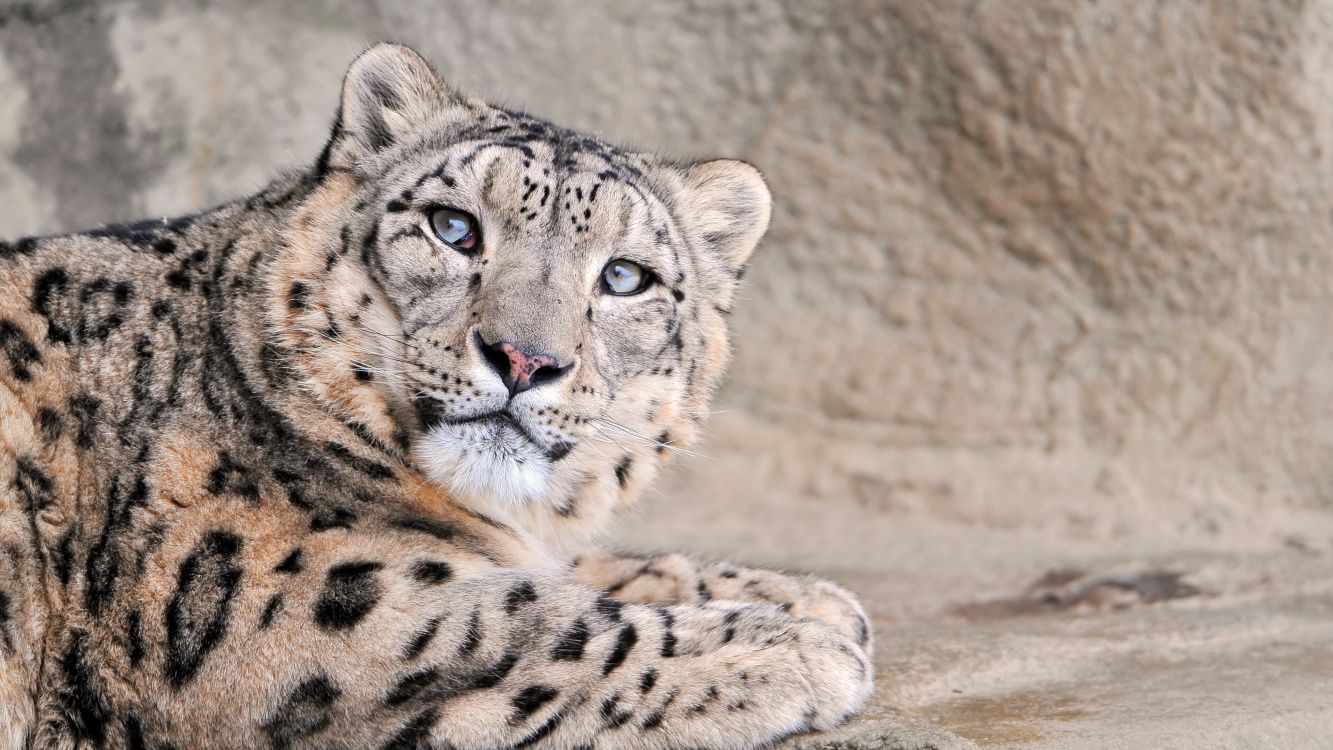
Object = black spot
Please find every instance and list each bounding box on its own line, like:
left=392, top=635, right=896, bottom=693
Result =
left=14, top=456, right=53, bottom=515
left=0, top=236, right=37, bottom=257
left=153, top=238, right=177, bottom=255
left=655, top=431, right=671, bottom=454
left=164, top=530, right=244, bottom=689
left=601, top=694, right=634, bottom=729
left=260, top=594, right=284, bottom=629
left=68, top=394, right=100, bottom=448
left=385, top=200, right=408, bottom=213
left=639, top=668, right=658, bottom=694
left=513, top=710, right=565, bottom=748
left=459, top=608, right=483, bottom=654
left=403, top=617, right=442, bottom=660
left=552, top=618, right=589, bottom=661
left=275, top=548, right=303, bottom=574
left=389, top=515, right=458, bottom=542
left=659, top=609, right=677, bottom=658
left=124, top=714, right=146, bottom=750
left=413, top=395, right=447, bottom=430
left=385, top=667, right=440, bottom=707
left=505, top=581, right=538, bottom=614
left=263, top=673, right=341, bottom=750
left=538, top=439, right=571, bottom=465
left=309, top=507, right=357, bottom=532
left=55, top=527, right=76, bottom=586
left=126, top=609, right=145, bottom=667
left=36, top=406, right=63, bottom=443
left=512, top=685, right=559, bottom=721
left=59, top=629, right=110, bottom=744
left=325, top=441, right=395, bottom=481
left=382, top=707, right=440, bottom=750
left=467, top=650, right=519, bottom=689
left=410, top=559, right=452, bottom=585
left=641, top=710, right=665, bottom=730
left=287, top=281, right=309, bottom=311
left=165, top=268, right=190, bottom=291
left=353, top=363, right=373, bottom=381
left=696, top=580, right=712, bottom=601
left=83, top=471, right=151, bottom=617
left=720, top=610, right=739, bottom=643
left=314, top=560, right=384, bottom=631
left=614, top=457, right=632, bottom=488
left=469, top=272, right=482, bottom=290
left=206, top=451, right=260, bottom=502
left=32, top=267, right=71, bottom=343
left=360, top=221, right=382, bottom=270
left=602, top=624, right=638, bottom=676
left=595, top=596, right=624, bottom=622
left=0, top=319, right=42, bottom=381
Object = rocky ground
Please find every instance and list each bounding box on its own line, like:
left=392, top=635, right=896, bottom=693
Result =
left=618, top=416, right=1333, bottom=748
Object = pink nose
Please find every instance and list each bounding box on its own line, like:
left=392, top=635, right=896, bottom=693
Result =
left=476, top=334, right=571, bottom=396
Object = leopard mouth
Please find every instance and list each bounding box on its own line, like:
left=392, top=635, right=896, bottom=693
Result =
left=446, top=412, right=555, bottom=458
left=414, top=398, right=572, bottom=462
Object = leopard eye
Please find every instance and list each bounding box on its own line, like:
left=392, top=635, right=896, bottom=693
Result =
left=601, top=259, right=652, bottom=296
left=430, top=208, right=479, bottom=252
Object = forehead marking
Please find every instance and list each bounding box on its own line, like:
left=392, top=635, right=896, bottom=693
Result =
left=413, top=160, right=456, bottom=189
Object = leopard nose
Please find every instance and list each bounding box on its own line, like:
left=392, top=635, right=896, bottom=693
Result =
left=475, top=331, right=573, bottom=397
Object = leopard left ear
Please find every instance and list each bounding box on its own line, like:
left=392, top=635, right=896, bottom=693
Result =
left=678, top=159, right=773, bottom=268
left=318, top=43, right=452, bottom=174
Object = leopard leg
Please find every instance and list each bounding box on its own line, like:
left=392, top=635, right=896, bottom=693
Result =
left=76, top=531, right=872, bottom=749
left=573, top=550, right=873, bottom=653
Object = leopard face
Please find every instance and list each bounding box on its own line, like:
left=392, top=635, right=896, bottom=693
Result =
left=271, top=46, right=770, bottom=525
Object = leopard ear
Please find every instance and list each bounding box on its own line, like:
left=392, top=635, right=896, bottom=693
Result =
left=318, top=44, right=450, bottom=174
left=678, top=159, right=772, bottom=268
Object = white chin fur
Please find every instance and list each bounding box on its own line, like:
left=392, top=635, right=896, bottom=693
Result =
left=414, top=420, right=551, bottom=507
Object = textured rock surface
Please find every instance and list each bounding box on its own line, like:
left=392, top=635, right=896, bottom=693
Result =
left=2, top=0, right=1331, bottom=746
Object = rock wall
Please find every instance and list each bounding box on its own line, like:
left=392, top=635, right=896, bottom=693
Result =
left=2, top=0, right=1330, bottom=565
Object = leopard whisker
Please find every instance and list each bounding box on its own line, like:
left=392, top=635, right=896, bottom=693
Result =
left=592, top=417, right=707, bottom=460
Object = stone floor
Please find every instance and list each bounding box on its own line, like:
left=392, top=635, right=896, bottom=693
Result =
left=794, top=551, right=1333, bottom=749
left=617, top=422, right=1333, bottom=749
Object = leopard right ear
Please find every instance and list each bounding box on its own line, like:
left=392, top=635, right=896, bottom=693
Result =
left=677, top=159, right=773, bottom=269
left=317, top=44, right=452, bottom=175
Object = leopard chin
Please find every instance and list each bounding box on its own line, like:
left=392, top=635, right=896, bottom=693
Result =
left=414, top=418, right=553, bottom=507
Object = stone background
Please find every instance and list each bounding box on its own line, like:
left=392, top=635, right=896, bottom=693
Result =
left=3, top=1, right=1332, bottom=747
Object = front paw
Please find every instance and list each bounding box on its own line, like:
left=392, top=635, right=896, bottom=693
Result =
left=793, top=578, right=874, bottom=656
left=711, top=568, right=874, bottom=655
left=789, top=616, right=876, bottom=730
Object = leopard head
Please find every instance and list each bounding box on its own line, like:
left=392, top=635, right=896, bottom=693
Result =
left=271, top=44, right=769, bottom=533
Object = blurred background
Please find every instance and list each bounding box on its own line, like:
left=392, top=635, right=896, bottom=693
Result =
left=2, top=1, right=1331, bottom=747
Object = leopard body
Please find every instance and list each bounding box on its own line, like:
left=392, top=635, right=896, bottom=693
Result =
left=0, top=45, right=872, bottom=749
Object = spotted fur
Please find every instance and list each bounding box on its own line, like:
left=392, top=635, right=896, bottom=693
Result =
left=0, top=44, right=872, bottom=749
